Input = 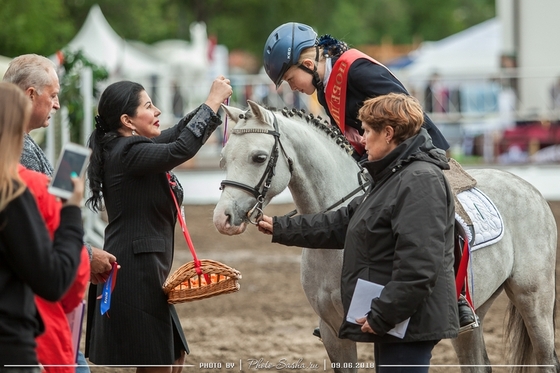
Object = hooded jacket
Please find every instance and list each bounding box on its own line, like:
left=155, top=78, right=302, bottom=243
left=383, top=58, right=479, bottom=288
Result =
left=271, top=128, right=458, bottom=343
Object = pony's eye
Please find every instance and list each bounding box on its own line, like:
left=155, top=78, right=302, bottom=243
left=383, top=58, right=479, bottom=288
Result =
left=252, top=154, right=267, bottom=163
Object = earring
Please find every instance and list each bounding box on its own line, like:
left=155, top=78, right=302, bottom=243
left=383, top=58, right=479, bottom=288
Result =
left=132, top=130, right=137, bottom=136
left=386, top=139, right=390, bottom=144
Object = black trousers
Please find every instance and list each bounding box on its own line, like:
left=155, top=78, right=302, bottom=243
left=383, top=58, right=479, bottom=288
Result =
left=374, top=340, right=440, bottom=373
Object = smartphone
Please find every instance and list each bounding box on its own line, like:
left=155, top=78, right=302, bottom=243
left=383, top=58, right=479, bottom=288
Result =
left=48, top=143, right=92, bottom=200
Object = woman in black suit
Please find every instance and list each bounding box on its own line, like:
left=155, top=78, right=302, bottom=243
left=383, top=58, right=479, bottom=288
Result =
left=85, top=77, right=232, bottom=372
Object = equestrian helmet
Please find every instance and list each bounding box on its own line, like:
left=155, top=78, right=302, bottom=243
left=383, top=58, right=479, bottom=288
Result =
left=263, top=22, right=317, bottom=88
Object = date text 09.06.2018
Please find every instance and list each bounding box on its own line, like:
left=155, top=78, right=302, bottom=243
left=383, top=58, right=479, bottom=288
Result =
left=331, top=362, right=376, bottom=369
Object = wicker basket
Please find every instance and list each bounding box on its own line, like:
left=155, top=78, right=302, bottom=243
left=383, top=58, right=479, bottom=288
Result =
left=163, top=259, right=242, bottom=303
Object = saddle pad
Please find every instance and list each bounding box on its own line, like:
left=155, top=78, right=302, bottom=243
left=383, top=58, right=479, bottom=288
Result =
left=456, top=187, right=504, bottom=251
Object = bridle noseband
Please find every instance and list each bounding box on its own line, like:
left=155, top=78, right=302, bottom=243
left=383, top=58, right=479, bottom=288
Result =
left=220, top=114, right=293, bottom=225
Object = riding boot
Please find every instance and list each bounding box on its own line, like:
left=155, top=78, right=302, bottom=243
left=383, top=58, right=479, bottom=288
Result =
left=458, top=294, right=479, bottom=333
left=313, top=327, right=321, bottom=339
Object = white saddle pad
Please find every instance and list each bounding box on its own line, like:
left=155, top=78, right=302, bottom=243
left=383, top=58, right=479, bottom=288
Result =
left=455, top=188, right=504, bottom=251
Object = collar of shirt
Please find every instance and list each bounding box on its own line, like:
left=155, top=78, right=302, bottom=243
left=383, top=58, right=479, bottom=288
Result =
left=322, top=57, right=332, bottom=93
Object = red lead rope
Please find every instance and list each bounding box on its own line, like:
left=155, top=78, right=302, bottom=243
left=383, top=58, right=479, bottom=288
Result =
left=167, top=173, right=211, bottom=284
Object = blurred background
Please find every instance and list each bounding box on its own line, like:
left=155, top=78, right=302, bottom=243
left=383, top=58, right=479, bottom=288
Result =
left=3, top=0, right=559, bottom=256
left=5, top=0, right=560, bottom=167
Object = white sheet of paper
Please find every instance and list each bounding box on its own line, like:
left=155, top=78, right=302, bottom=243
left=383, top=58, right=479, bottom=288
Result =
left=346, top=278, right=410, bottom=339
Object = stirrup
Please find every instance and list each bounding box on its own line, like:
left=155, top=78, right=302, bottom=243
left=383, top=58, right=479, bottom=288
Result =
left=459, top=317, right=480, bottom=334
left=458, top=302, right=480, bottom=334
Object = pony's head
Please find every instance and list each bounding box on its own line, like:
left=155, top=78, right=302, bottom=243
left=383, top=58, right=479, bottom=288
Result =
left=213, top=100, right=294, bottom=235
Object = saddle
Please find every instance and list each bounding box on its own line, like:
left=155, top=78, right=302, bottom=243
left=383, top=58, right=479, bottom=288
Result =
left=444, top=158, right=477, bottom=230
left=444, top=159, right=505, bottom=251
left=444, top=159, right=505, bottom=307
left=443, top=159, right=476, bottom=282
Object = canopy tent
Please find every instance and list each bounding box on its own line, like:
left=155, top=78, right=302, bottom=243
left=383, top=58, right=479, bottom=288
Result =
left=60, top=4, right=230, bottom=126
left=402, top=18, right=501, bottom=87
left=66, top=4, right=165, bottom=80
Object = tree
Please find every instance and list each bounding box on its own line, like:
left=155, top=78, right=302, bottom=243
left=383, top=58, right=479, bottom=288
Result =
left=0, top=0, right=75, bottom=57
left=58, top=49, right=109, bottom=145
left=0, top=0, right=496, bottom=63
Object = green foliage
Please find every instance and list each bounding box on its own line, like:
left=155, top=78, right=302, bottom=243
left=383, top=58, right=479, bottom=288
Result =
left=0, top=0, right=75, bottom=56
left=58, top=49, right=109, bottom=144
left=0, top=0, right=496, bottom=63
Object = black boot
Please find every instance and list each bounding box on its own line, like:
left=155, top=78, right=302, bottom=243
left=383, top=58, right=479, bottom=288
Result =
left=313, top=327, right=321, bottom=339
left=458, top=296, right=478, bottom=331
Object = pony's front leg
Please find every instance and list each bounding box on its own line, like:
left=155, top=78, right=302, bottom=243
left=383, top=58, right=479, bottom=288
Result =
left=319, top=318, right=358, bottom=373
left=452, top=325, right=492, bottom=373
left=301, top=249, right=357, bottom=372
left=452, top=296, right=496, bottom=373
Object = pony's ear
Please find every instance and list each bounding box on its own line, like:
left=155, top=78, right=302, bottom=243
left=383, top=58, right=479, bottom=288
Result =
left=221, top=104, right=243, bottom=125
left=247, top=100, right=273, bottom=126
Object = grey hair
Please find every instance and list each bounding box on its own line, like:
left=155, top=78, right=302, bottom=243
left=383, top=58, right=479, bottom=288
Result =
left=2, top=54, right=56, bottom=95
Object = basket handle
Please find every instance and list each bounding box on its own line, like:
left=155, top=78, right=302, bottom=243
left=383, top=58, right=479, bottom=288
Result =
left=167, top=172, right=211, bottom=284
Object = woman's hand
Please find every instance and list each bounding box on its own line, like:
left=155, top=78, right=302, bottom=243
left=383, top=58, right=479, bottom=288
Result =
left=257, top=215, right=273, bottom=235
left=90, top=248, right=118, bottom=284
left=356, top=316, right=376, bottom=334
left=63, top=173, right=84, bottom=207
left=204, top=76, right=233, bottom=113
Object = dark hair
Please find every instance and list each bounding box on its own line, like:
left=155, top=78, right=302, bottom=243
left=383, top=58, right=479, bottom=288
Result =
left=317, top=34, right=349, bottom=58
left=86, top=81, right=145, bottom=212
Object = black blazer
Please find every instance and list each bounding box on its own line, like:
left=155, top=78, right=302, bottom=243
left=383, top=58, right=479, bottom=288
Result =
left=86, top=104, right=221, bottom=364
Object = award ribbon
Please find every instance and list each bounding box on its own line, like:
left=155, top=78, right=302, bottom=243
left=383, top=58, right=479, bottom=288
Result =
left=100, top=262, right=119, bottom=316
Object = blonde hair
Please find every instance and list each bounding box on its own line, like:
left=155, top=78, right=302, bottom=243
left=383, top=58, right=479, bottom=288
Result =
left=358, top=93, right=424, bottom=144
left=0, top=82, right=30, bottom=212
left=298, top=46, right=321, bottom=64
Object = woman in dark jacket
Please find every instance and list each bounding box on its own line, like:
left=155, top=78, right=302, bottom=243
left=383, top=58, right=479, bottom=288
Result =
left=263, top=22, right=449, bottom=161
left=85, top=78, right=231, bottom=371
left=0, top=82, right=84, bottom=370
left=258, top=93, right=458, bottom=372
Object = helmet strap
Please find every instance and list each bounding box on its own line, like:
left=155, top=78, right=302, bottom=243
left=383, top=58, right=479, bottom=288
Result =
left=297, top=46, right=324, bottom=91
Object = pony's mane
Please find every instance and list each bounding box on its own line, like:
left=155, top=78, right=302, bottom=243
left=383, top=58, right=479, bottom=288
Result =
left=249, top=106, right=355, bottom=156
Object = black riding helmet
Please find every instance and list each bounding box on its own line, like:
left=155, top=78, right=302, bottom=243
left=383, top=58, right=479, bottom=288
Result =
left=263, top=22, right=322, bottom=89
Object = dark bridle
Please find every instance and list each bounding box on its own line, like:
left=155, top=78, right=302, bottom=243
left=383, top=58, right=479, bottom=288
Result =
left=220, top=113, right=294, bottom=225
left=220, top=108, right=370, bottom=225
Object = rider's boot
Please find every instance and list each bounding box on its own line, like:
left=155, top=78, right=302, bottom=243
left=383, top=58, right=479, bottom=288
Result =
left=458, top=295, right=479, bottom=333
left=313, top=327, right=321, bottom=339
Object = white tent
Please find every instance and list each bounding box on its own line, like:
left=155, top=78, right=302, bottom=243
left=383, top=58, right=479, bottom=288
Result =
left=63, top=4, right=229, bottom=125
left=403, top=18, right=501, bottom=87
left=66, top=4, right=165, bottom=80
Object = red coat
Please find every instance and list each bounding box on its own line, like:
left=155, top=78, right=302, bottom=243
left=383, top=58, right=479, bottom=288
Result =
left=18, top=165, right=90, bottom=372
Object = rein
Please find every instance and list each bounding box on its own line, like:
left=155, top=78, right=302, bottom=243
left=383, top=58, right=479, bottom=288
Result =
left=220, top=114, right=293, bottom=224
left=283, top=168, right=370, bottom=218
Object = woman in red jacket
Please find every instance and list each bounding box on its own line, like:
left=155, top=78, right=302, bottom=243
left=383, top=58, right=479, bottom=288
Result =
left=19, top=164, right=90, bottom=373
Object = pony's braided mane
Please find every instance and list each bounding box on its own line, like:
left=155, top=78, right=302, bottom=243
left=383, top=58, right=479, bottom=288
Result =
left=265, top=106, right=355, bottom=156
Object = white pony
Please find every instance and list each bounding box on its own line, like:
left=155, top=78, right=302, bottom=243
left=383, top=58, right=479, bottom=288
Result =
left=212, top=101, right=559, bottom=373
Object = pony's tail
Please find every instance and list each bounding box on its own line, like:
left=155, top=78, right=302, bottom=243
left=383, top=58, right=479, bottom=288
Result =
left=505, top=302, right=533, bottom=373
